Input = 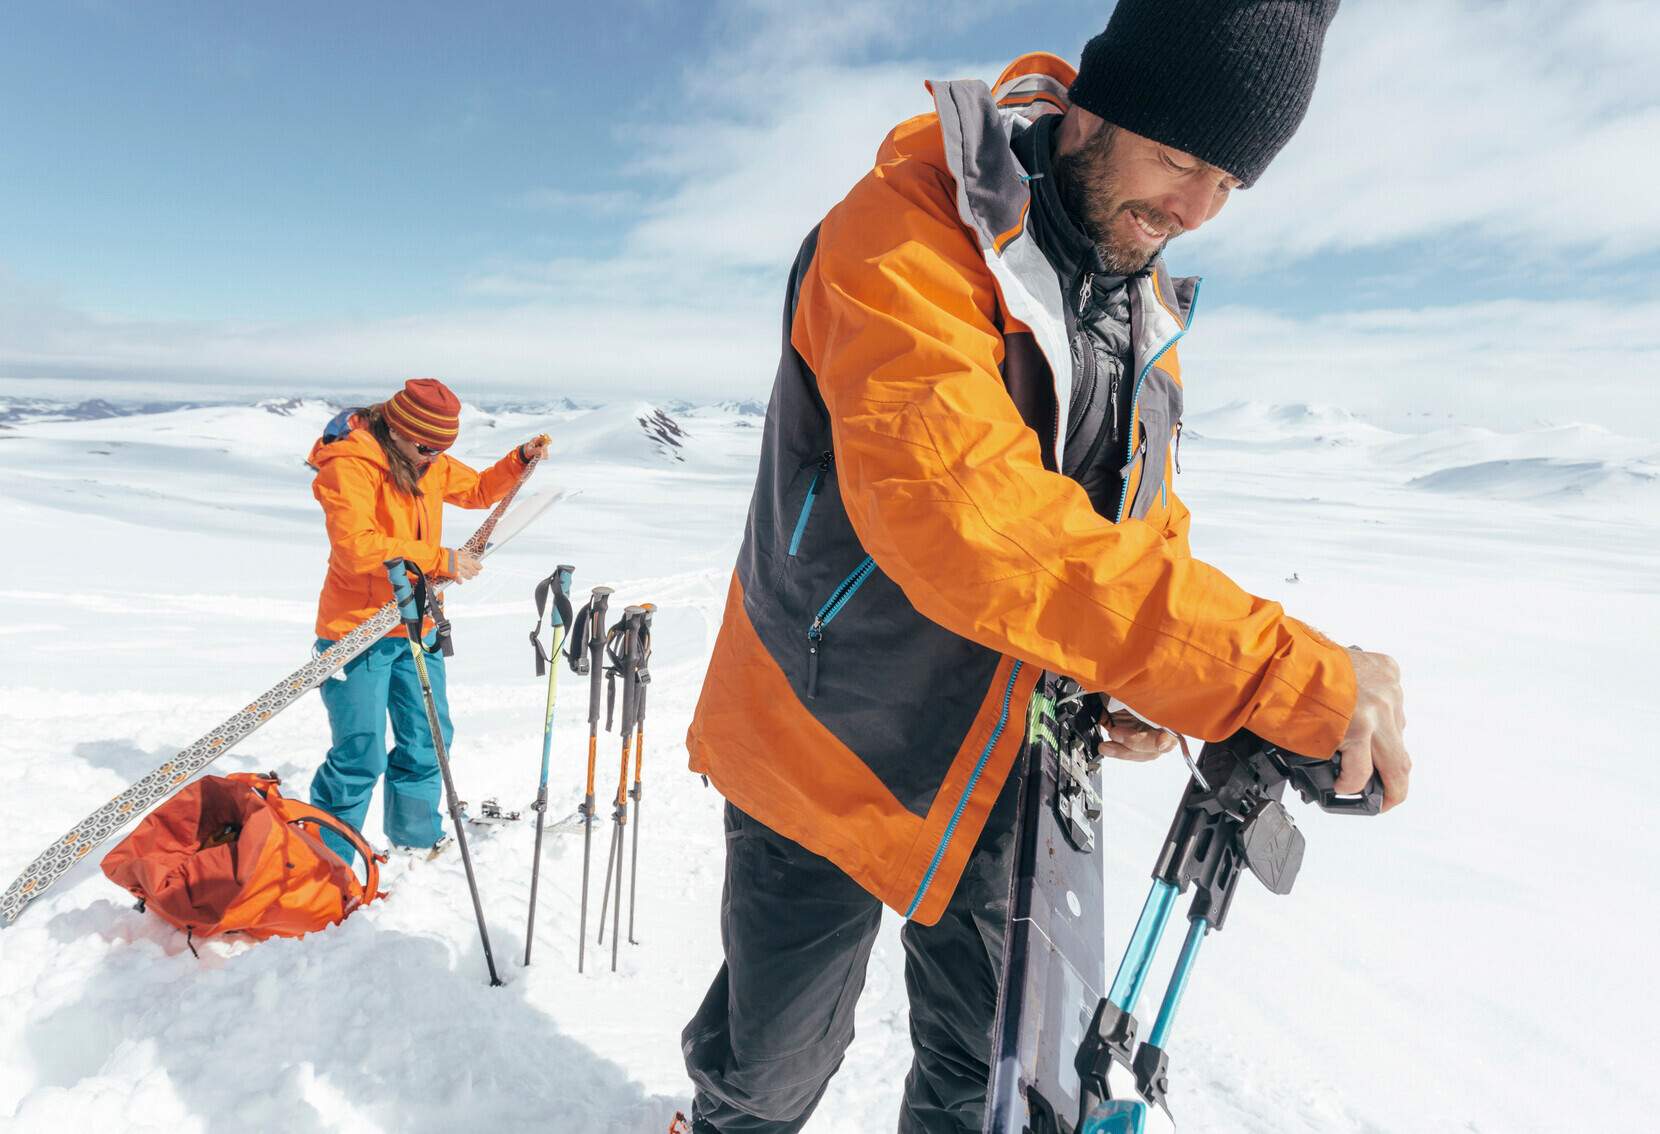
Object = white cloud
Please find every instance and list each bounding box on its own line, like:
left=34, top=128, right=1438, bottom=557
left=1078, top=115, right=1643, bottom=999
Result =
left=0, top=289, right=779, bottom=402
left=4, top=0, right=1656, bottom=438
left=1183, top=0, right=1660, bottom=269
left=7, top=278, right=1657, bottom=438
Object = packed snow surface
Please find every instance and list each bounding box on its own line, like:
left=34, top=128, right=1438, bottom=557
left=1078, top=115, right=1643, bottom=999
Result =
left=1, top=396, right=1655, bottom=1132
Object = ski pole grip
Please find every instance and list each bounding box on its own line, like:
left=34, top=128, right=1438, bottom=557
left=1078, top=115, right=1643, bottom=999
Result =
left=383, top=559, right=422, bottom=631
left=1281, top=753, right=1384, bottom=816
left=530, top=564, right=578, bottom=677
left=551, top=564, right=575, bottom=627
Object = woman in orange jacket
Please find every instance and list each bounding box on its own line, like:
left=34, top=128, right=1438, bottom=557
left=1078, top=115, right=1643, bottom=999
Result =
left=305, top=378, right=548, bottom=861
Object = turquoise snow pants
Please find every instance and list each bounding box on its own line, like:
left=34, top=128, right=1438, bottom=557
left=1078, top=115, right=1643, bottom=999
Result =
left=308, top=635, right=452, bottom=863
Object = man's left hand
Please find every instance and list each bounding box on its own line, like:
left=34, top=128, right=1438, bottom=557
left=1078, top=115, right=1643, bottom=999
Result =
left=1099, top=705, right=1178, bottom=762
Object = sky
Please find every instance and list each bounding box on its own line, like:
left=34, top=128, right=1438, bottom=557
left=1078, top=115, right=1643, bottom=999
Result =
left=1, top=0, right=1657, bottom=431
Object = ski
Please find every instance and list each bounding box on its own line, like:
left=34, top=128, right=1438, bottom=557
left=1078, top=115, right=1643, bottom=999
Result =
left=986, top=673, right=1110, bottom=1134
left=0, top=460, right=557, bottom=929
left=463, top=798, right=525, bottom=824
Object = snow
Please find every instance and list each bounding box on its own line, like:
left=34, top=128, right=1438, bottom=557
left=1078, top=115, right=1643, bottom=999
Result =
left=1, top=396, right=1656, bottom=1132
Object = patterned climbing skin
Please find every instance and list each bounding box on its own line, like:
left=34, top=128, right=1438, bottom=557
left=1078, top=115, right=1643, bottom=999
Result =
left=0, top=457, right=543, bottom=927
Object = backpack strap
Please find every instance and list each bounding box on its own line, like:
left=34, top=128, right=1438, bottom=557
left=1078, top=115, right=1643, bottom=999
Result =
left=226, top=770, right=282, bottom=794
left=267, top=791, right=386, bottom=905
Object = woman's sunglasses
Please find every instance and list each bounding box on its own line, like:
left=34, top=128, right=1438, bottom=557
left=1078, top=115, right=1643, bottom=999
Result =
left=414, top=442, right=443, bottom=457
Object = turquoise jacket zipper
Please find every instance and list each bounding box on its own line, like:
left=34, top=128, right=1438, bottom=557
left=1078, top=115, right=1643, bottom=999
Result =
left=904, top=661, right=1024, bottom=918
left=805, top=555, right=877, bottom=698
left=1114, top=277, right=1201, bottom=522
left=788, top=452, right=832, bottom=556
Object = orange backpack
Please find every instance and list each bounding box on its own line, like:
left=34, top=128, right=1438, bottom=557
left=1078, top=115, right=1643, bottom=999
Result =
left=102, top=772, right=384, bottom=941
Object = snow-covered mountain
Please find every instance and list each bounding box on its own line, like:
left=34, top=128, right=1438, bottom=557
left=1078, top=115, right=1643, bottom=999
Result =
left=0, top=398, right=1654, bottom=1133
left=0, top=396, right=217, bottom=427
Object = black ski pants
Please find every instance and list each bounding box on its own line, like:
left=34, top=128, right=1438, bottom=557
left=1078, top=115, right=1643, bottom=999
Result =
left=682, top=777, right=1018, bottom=1134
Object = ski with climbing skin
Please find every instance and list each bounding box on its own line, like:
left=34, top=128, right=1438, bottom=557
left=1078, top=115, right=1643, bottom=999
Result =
left=0, top=459, right=560, bottom=928
left=986, top=684, right=1385, bottom=1133
left=985, top=673, right=1111, bottom=1134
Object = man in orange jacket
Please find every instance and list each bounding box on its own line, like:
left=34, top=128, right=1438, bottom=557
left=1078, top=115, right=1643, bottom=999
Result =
left=682, top=3, right=1409, bottom=1132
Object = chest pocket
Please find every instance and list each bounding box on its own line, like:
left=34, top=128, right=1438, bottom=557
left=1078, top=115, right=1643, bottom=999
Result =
left=1127, top=366, right=1183, bottom=521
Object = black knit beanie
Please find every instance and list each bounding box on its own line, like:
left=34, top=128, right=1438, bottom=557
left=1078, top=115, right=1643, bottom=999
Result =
left=1069, top=0, right=1339, bottom=187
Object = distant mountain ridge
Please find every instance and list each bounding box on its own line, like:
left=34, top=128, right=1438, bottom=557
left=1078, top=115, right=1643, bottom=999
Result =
left=0, top=397, right=217, bottom=426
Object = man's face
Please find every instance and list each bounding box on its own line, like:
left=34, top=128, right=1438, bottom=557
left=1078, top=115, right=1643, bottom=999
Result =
left=1054, top=115, right=1241, bottom=275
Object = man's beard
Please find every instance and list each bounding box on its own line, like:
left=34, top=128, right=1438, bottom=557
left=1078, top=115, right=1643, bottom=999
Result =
left=1054, top=125, right=1180, bottom=275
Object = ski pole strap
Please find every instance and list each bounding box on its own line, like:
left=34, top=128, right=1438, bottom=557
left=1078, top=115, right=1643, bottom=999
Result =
left=427, top=587, right=454, bottom=658
left=605, top=665, right=618, bottom=732
left=634, top=603, right=655, bottom=686
left=529, top=565, right=576, bottom=677
left=382, top=559, right=451, bottom=655
left=566, top=586, right=613, bottom=676
left=603, top=620, right=633, bottom=731
left=408, top=564, right=451, bottom=657
left=567, top=600, right=593, bottom=674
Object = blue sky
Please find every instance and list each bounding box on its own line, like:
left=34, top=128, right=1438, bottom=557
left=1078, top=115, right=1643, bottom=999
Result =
left=1, top=0, right=1107, bottom=322
left=2, top=0, right=1657, bottom=430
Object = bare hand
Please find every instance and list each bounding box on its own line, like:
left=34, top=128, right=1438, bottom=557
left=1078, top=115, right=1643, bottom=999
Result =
left=1098, top=705, right=1179, bottom=763
left=454, top=550, right=483, bottom=582
left=520, top=434, right=551, bottom=462
left=1337, top=647, right=1410, bottom=811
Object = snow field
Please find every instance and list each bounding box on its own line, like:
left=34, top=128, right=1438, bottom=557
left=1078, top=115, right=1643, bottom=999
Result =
left=1, top=397, right=1656, bottom=1132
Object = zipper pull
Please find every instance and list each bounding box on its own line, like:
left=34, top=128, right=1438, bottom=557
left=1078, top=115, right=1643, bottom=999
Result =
left=806, top=620, right=824, bottom=699
left=1174, top=421, right=1183, bottom=474
left=1120, top=429, right=1148, bottom=477
left=1077, top=272, right=1093, bottom=312
left=818, top=451, right=832, bottom=472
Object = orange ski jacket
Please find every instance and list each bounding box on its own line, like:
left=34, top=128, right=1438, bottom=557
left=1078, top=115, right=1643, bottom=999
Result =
left=686, top=54, right=1357, bottom=926
left=307, top=419, right=528, bottom=639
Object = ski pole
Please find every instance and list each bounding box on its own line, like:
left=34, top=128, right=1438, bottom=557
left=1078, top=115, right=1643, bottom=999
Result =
left=383, top=558, right=503, bottom=988
left=1073, top=737, right=1385, bottom=1132
left=569, top=585, right=612, bottom=973
left=523, top=563, right=574, bottom=967
left=626, top=603, right=655, bottom=946
left=596, top=606, right=644, bottom=971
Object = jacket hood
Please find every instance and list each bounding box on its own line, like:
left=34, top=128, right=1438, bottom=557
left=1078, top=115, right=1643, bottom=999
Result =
left=305, top=418, right=389, bottom=473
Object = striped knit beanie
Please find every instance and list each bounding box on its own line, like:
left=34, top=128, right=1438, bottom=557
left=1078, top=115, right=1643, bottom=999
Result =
left=383, top=378, right=461, bottom=452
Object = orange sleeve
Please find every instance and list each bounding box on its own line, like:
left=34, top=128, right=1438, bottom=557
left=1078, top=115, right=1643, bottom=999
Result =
left=314, top=457, right=449, bottom=578
left=441, top=450, right=526, bottom=509
left=796, top=158, right=1354, bottom=757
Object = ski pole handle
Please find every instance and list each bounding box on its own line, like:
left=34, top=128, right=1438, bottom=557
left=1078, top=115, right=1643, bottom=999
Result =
left=550, top=565, right=575, bottom=626
left=1280, top=752, right=1384, bottom=816
left=584, top=586, right=614, bottom=724
left=383, top=559, right=423, bottom=635
left=530, top=564, right=576, bottom=676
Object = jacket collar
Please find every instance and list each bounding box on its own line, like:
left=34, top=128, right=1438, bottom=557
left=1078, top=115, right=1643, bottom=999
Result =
left=1010, top=112, right=1140, bottom=301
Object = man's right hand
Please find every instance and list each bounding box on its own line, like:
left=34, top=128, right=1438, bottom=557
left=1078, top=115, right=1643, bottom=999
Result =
left=453, top=550, right=483, bottom=582
left=1337, top=647, right=1410, bottom=811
